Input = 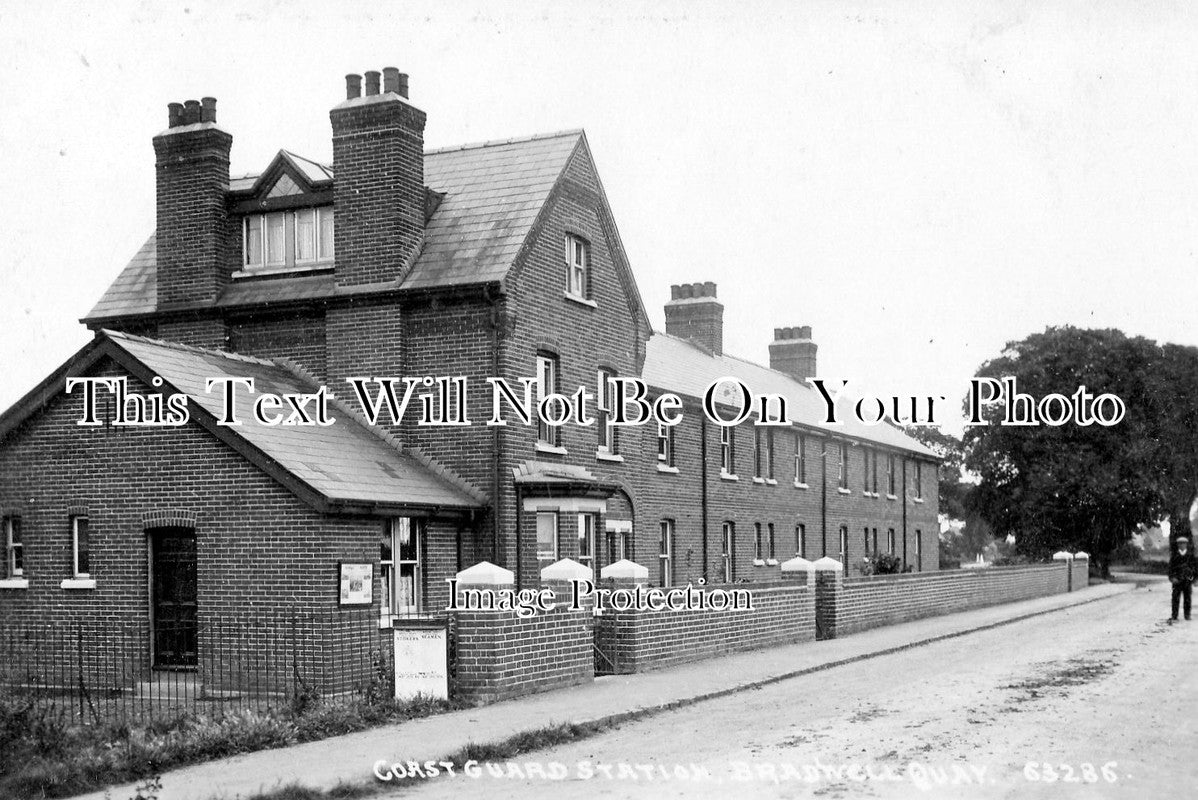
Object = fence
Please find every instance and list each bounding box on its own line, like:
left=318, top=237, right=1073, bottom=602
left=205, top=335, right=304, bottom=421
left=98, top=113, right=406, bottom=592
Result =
left=0, top=608, right=395, bottom=726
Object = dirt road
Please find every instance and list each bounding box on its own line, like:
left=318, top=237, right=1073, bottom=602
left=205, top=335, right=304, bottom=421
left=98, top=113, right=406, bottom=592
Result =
left=390, top=578, right=1198, bottom=799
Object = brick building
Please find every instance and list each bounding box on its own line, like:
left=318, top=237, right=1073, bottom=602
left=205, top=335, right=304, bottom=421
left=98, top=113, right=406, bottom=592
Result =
left=0, top=68, right=937, bottom=682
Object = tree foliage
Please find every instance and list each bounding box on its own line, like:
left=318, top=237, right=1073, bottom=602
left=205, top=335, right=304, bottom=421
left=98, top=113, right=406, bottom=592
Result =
left=963, top=327, right=1171, bottom=577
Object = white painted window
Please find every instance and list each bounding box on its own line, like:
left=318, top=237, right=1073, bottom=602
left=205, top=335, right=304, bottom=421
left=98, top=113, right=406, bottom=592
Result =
left=4, top=517, right=22, bottom=577
left=596, top=368, right=617, bottom=454
left=536, top=353, right=559, bottom=447
left=659, top=520, right=674, bottom=588
left=578, top=513, right=597, bottom=576
left=566, top=234, right=589, bottom=298
left=72, top=516, right=90, bottom=578
left=838, top=443, right=849, bottom=489
left=722, top=522, right=734, bottom=583
left=794, top=433, right=806, bottom=484
left=382, top=518, right=422, bottom=615
left=242, top=206, right=334, bottom=270
left=796, top=523, right=806, bottom=558
left=721, top=426, right=734, bottom=475
left=536, top=511, right=559, bottom=563
left=657, top=422, right=674, bottom=465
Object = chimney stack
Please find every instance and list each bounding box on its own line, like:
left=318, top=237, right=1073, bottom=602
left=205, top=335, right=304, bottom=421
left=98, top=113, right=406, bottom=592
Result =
left=769, top=326, right=818, bottom=382
left=153, top=95, right=232, bottom=307
left=331, top=66, right=426, bottom=287
left=664, top=282, right=724, bottom=355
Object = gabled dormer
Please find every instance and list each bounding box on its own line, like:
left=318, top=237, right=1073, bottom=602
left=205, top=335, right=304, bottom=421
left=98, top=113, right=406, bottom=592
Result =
left=227, top=150, right=335, bottom=278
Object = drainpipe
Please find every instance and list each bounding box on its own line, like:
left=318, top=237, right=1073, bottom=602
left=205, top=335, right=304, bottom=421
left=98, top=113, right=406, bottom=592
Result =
left=484, top=285, right=503, bottom=571
left=820, top=440, right=828, bottom=557
left=901, top=456, right=908, bottom=568
left=700, top=414, right=709, bottom=580
left=514, top=484, right=523, bottom=590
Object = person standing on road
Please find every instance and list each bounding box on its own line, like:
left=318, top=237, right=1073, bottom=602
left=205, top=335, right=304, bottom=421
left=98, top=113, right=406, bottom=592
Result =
left=1168, top=536, right=1198, bottom=622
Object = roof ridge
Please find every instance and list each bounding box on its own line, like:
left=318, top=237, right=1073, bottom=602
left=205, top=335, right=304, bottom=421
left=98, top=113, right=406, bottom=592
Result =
left=651, top=329, right=814, bottom=391
left=424, top=129, right=583, bottom=155
left=102, top=329, right=277, bottom=366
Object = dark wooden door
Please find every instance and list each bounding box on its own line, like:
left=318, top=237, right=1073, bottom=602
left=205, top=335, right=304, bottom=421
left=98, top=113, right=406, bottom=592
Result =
left=151, top=529, right=197, bottom=668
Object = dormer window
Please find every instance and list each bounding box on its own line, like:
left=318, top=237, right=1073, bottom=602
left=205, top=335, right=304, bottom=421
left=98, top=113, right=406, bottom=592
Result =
left=242, top=206, right=334, bottom=273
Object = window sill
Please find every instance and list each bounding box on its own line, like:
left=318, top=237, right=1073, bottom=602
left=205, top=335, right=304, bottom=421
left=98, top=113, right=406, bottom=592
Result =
left=564, top=292, right=598, bottom=309
left=233, top=263, right=333, bottom=280
left=766, top=559, right=779, bottom=566
left=752, top=476, right=766, bottom=484
left=765, top=478, right=778, bottom=486
left=887, top=494, right=898, bottom=501
left=61, top=578, right=96, bottom=590
left=0, top=578, right=29, bottom=589
left=838, top=488, right=851, bottom=495
left=753, top=559, right=766, bottom=567
left=914, top=498, right=924, bottom=504
left=536, top=442, right=568, bottom=456
left=595, top=450, right=625, bottom=463
left=656, top=464, right=679, bottom=474
left=720, top=472, right=739, bottom=482
left=794, top=481, right=809, bottom=490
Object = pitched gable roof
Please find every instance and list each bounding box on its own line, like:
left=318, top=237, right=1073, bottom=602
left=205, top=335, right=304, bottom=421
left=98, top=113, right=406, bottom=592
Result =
left=83, top=130, right=586, bottom=322
left=0, top=331, right=486, bottom=515
left=642, top=332, right=939, bottom=458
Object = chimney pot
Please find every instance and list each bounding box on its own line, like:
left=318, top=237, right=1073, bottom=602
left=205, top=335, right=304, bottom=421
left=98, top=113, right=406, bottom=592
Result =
left=183, top=100, right=201, bottom=125
left=364, top=70, right=381, bottom=96
left=382, top=67, right=400, bottom=95
left=680, top=284, right=694, bottom=299
left=398, top=73, right=409, bottom=98
left=798, top=325, right=812, bottom=339
left=703, top=281, right=717, bottom=298
left=670, top=284, right=682, bottom=300
left=773, top=328, right=784, bottom=341
left=345, top=73, right=362, bottom=100
left=200, top=97, right=217, bottom=123
left=167, top=102, right=184, bottom=128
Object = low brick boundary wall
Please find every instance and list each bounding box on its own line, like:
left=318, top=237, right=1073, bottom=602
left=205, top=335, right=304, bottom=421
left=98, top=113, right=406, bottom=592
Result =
left=593, top=561, right=817, bottom=675
left=448, top=561, right=593, bottom=704
left=817, top=562, right=1075, bottom=639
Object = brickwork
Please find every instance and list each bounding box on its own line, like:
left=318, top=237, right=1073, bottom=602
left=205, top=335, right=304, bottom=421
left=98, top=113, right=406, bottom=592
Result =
left=815, top=562, right=1071, bottom=639
left=0, top=363, right=384, bottom=694
left=158, top=318, right=228, bottom=350
left=331, top=95, right=427, bottom=287
left=592, top=577, right=816, bottom=674
left=1070, top=555, right=1090, bottom=591
left=153, top=124, right=233, bottom=307
left=229, top=312, right=328, bottom=382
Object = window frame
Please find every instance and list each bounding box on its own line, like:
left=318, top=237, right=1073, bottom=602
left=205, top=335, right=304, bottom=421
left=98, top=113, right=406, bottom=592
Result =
left=795, top=523, right=806, bottom=559
left=915, top=461, right=923, bottom=500
left=754, top=522, right=763, bottom=562
left=838, top=443, right=849, bottom=489
left=565, top=233, right=589, bottom=300
left=596, top=368, right=618, bottom=455
left=241, top=206, right=335, bottom=273
left=658, top=519, right=674, bottom=588
left=767, top=523, right=776, bottom=561
left=382, top=517, right=423, bottom=617
left=720, top=426, right=735, bottom=476
left=657, top=422, right=675, bottom=466
left=4, top=517, right=22, bottom=578
left=887, top=454, right=897, bottom=496
left=794, top=433, right=807, bottom=485
left=578, top=513, right=597, bottom=578
left=721, top=521, right=735, bottom=583
left=536, top=511, right=560, bottom=563
left=838, top=525, right=849, bottom=565
left=535, top=353, right=561, bottom=448
left=71, top=516, right=90, bottom=579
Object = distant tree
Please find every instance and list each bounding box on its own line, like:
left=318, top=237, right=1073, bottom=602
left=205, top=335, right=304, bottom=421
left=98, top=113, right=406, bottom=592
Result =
left=963, top=327, right=1165, bottom=578
left=1145, top=343, right=1198, bottom=543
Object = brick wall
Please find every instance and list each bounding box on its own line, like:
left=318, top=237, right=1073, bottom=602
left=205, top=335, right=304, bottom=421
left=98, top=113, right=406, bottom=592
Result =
left=1070, top=556, right=1090, bottom=591
left=816, top=563, right=1071, bottom=639
left=593, top=577, right=816, bottom=674
left=0, top=363, right=389, bottom=695
left=229, top=311, right=328, bottom=382
left=450, top=598, right=592, bottom=703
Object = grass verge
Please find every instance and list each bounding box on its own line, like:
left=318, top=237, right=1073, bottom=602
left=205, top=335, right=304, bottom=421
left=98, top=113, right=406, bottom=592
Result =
left=0, top=692, right=466, bottom=800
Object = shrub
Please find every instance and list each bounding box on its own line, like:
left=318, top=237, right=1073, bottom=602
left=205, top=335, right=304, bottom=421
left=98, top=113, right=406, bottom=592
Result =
left=861, top=553, right=904, bottom=575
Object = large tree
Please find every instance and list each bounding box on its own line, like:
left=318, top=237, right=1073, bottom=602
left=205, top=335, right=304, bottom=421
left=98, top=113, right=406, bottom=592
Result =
left=963, top=327, right=1165, bottom=577
left=1145, top=342, right=1198, bottom=541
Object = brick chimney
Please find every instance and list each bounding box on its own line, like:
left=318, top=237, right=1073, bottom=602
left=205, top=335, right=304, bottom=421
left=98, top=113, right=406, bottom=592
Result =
left=153, top=96, right=232, bottom=307
left=769, top=326, right=818, bottom=382
left=664, top=282, right=723, bottom=355
left=331, top=66, right=426, bottom=288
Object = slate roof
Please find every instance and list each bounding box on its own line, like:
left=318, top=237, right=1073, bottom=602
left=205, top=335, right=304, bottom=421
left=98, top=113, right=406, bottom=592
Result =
left=83, top=130, right=584, bottom=321
left=642, top=333, right=938, bottom=458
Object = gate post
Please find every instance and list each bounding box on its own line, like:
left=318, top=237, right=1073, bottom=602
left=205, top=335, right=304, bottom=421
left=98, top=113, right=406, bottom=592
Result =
left=813, top=557, right=843, bottom=640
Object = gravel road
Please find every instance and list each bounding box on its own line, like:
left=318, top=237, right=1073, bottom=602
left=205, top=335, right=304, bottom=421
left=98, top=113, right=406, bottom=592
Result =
left=391, top=578, right=1197, bottom=799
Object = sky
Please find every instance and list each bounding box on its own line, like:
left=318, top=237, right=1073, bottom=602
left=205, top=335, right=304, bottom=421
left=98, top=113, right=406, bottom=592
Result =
left=1, top=0, right=1196, bottom=433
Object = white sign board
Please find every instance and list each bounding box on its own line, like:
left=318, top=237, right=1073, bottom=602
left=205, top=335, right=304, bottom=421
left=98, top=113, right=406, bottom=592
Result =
left=393, top=626, right=448, bottom=700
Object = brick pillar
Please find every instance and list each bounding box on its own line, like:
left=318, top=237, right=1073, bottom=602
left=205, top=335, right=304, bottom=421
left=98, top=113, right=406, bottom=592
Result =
left=595, top=559, right=649, bottom=674
left=448, top=561, right=514, bottom=703
left=781, top=556, right=818, bottom=642
left=1053, top=550, right=1073, bottom=592
left=813, top=556, right=844, bottom=640
left=1072, top=551, right=1090, bottom=590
